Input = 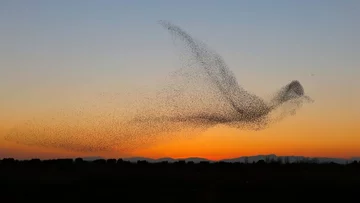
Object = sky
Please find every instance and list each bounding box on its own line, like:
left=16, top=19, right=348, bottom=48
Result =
left=1, top=0, right=359, bottom=160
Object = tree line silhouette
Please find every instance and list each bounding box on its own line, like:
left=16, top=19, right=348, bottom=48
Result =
left=1, top=157, right=359, bottom=201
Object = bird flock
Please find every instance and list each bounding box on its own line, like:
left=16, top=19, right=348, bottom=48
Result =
left=5, top=21, right=313, bottom=152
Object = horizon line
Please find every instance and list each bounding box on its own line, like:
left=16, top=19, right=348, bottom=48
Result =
left=2, top=154, right=360, bottom=162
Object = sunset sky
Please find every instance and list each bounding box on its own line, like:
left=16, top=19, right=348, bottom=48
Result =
left=1, top=0, right=359, bottom=160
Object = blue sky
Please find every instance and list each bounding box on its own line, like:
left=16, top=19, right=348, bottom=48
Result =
left=0, top=0, right=359, bottom=123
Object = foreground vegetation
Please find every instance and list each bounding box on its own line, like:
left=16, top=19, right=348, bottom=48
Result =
left=1, top=158, right=359, bottom=201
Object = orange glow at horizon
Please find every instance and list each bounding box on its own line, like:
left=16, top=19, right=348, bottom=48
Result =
left=1, top=88, right=359, bottom=160
left=1, top=124, right=360, bottom=160
left=133, top=124, right=360, bottom=161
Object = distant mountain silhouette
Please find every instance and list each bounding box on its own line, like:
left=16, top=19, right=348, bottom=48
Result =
left=82, top=156, right=104, bottom=161
left=180, top=157, right=212, bottom=163
left=156, top=157, right=176, bottom=163
left=350, top=157, right=360, bottom=161
left=103, top=154, right=355, bottom=164
left=221, top=154, right=277, bottom=163
left=9, top=154, right=357, bottom=164
left=123, top=157, right=157, bottom=163
left=221, top=155, right=355, bottom=164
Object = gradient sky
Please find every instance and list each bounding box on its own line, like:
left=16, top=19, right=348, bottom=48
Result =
left=1, top=0, right=359, bottom=160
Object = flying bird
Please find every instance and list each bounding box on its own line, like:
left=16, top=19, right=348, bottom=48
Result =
left=138, top=20, right=314, bottom=130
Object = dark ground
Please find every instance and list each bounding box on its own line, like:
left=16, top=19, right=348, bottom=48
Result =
left=1, top=158, right=360, bottom=202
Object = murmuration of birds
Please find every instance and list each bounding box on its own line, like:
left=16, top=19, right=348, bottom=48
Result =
left=4, top=21, right=313, bottom=152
